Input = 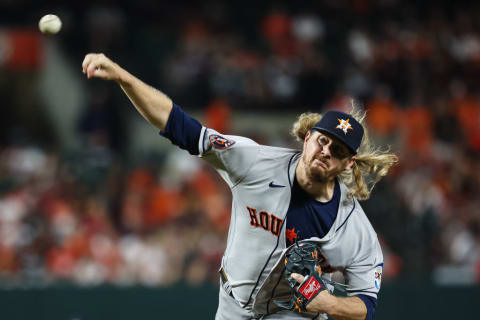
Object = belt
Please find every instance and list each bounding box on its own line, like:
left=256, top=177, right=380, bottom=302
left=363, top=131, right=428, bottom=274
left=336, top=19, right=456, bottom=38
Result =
left=220, top=268, right=268, bottom=319
left=219, top=267, right=235, bottom=299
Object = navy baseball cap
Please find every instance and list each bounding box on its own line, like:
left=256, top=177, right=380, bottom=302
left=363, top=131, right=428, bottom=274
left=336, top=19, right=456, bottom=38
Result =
left=312, top=110, right=364, bottom=155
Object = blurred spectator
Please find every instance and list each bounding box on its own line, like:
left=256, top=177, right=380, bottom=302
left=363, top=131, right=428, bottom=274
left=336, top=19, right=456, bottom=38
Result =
left=78, top=85, right=126, bottom=154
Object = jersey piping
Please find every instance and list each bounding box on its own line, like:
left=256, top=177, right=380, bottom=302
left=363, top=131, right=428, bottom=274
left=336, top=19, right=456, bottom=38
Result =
left=266, top=267, right=286, bottom=314
left=242, top=219, right=286, bottom=308
left=347, top=289, right=379, bottom=295
left=335, top=200, right=356, bottom=233
left=242, top=153, right=297, bottom=308
left=287, top=153, right=298, bottom=188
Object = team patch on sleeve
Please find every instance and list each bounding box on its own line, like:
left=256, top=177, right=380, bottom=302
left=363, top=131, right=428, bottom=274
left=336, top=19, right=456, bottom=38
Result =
left=374, top=263, right=383, bottom=289
left=209, top=134, right=236, bottom=150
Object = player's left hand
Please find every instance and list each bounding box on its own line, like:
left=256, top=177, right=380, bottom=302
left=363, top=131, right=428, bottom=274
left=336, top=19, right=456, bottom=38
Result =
left=291, top=273, right=335, bottom=314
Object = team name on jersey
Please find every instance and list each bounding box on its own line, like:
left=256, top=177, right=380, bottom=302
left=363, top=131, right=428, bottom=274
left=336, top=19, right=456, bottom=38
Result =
left=246, top=206, right=283, bottom=236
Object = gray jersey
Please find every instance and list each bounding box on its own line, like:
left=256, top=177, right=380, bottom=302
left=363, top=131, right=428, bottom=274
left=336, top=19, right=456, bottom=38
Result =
left=198, top=127, right=383, bottom=317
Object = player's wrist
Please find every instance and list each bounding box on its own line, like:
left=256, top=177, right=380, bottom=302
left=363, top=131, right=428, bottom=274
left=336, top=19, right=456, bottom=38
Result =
left=115, top=64, right=131, bottom=85
left=308, top=291, right=336, bottom=314
left=322, top=295, right=368, bottom=320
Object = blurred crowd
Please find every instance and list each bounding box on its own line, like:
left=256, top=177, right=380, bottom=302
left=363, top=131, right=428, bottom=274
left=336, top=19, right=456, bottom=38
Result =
left=1, top=0, right=480, bottom=287
left=0, top=144, right=230, bottom=287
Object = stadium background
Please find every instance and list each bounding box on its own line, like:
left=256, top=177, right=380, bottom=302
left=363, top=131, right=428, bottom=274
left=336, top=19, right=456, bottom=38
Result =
left=0, top=0, right=478, bottom=318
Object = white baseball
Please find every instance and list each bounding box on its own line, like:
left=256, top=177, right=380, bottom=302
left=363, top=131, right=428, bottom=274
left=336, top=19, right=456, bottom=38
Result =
left=39, top=14, right=62, bottom=35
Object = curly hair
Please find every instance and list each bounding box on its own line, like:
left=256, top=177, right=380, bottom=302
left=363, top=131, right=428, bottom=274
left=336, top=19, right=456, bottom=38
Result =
left=291, top=104, right=398, bottom=200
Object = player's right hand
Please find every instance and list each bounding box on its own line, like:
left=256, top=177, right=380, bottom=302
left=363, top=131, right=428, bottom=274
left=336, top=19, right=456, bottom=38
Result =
left=290, top=272, right=333, bottom=314
left=82, top=53, right=121, bottom=81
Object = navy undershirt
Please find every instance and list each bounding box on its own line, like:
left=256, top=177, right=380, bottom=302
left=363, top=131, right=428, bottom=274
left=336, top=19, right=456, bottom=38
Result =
left=357, top=294, right=377, bottom=320
left=159, top=104, right=202, bottom=155
left=160, top=103, right=376, bottom=319
left=286, top=176, right=376, bottom=319
left=285, top=176, right=340, bottom=246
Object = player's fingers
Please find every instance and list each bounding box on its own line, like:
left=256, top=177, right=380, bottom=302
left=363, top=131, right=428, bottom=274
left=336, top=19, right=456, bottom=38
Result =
left=290, top=273, right=305, bottom=284
left=82, top=53, right=97, bottom=74
left=88, top=54, right=111, bottom=78
left=92, top=68, right=110, bottom=79
left=86, top=59, right=103, bottom=79
left=83, top=53, right=110, bottom=75
left=83, top=53, right=117, bottom=80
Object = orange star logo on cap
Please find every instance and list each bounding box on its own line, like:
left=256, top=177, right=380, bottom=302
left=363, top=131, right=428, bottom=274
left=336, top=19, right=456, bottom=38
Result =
left=336, top=118, right=353, bottom=135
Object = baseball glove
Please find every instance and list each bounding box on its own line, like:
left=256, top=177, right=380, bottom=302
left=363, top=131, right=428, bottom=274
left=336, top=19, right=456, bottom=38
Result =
left=274, top=241, right=327, bottom=313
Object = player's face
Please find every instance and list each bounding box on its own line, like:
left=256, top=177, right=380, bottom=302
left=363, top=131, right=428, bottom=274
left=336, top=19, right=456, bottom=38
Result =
left=302, top=131, right=355, bottom=182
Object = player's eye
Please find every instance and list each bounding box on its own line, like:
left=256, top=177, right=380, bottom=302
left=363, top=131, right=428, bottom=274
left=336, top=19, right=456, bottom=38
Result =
left=318, top=136, right=329, bottom=146
left=330, top=143, right=350, bottom=159
left=317, top=134, right=350, bottom=159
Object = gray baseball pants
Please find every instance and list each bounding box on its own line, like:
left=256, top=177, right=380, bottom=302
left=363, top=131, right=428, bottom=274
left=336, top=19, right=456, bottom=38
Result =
left=215, top=286, right=324, bottom=320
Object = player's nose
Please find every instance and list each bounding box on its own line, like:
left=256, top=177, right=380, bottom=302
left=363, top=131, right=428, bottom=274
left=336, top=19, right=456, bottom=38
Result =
left=320, top=143, right=332, bottom=157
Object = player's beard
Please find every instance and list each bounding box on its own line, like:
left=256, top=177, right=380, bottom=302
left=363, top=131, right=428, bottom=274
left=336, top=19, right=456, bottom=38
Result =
left=303, top=155, right=333, bottom=182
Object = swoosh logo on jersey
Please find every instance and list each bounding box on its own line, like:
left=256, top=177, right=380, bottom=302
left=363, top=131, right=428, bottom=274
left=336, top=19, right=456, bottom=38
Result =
left=269, top=181, right=285, bottom=188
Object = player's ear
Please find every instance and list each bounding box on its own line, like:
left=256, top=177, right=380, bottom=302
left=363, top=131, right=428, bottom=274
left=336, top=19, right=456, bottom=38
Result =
left=304, top=130, right=312, bottom=141
left=304, top=130, right=313, bottom=148
left=345, top=156, right=356, bottom=171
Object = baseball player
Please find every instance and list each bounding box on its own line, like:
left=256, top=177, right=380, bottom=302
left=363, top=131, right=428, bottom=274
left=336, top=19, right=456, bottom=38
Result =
left=82, top=53, right=398, bottom=320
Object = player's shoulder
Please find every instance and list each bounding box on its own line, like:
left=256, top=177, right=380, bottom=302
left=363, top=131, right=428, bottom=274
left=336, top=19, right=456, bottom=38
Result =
left=202, top=127, right=299, bottom=156
left=348, top=198, right=374, bottom=228
left=257, top=144, right=300, bottom=157
left=337, top=185, right=378, bottom=237
left=200, top=128, right=258, bottom=155
left=350, top=200, right=379, bottom=247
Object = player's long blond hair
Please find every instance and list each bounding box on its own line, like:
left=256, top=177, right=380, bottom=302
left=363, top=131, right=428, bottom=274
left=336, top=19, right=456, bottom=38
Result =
left=291, top=103, right=398, bottom=200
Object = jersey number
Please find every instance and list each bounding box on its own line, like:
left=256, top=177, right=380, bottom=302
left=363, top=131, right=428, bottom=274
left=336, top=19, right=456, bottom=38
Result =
left=247, top=206, right=283, bottom=236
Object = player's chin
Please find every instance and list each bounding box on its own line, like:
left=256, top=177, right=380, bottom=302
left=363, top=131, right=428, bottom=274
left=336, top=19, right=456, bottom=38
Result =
left=308, top=167, right=329, bottom=182
left=311, top=158, right=329, bottom=169
left=310, top=161, right=328, bottom=173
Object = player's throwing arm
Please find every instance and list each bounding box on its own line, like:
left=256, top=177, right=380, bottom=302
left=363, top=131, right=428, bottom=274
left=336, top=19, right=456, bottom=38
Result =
left=82, top=53, right=173, bottom=131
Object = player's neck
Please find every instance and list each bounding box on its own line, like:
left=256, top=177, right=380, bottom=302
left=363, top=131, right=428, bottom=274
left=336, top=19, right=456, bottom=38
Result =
left=295, top=161, right=336, bottom=202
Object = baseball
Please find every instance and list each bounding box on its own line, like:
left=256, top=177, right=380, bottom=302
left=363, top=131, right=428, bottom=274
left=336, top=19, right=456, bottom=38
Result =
left=38, top=14, right=62, bottom=35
